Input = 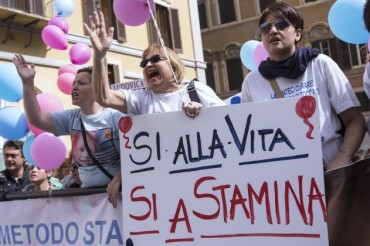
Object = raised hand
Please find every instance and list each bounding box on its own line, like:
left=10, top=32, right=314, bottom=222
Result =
left=182, top=101, right=203, bottom=119
left=84, top=11, right=114, bottom=60
left=12, top=54, right=36, bottom=84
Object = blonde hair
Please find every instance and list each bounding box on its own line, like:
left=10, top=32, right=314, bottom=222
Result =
left=142, top=44, right=185, bottom=83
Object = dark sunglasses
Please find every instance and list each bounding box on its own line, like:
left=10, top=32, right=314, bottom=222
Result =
left=259, top=19, right=291, bottom=34
left=140, top=54, right=167, bottom=68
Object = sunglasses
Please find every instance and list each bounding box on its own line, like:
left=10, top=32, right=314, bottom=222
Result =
left=140, top=54, right=167, bottom=68
left=259, top=19, right=291, bottom=34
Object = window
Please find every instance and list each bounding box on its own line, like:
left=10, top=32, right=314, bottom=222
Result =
left=198, top=2, right=208, bottom=29
left=149, top=4, right=182, bottom=53
left=226, top=58, right=243, bottom=91
left=0, top=0, right=44, bottom=16
left=205, top=63, right=215, bottom=91
left=83, top=0, right=126, bottom=42
left=218, top=0, right=236, bottom=24
left=312, top=40, right=330, bottom=56
left=107, top=64, right=120, bottom=85
left=259, top=0, right=276, bottom=13
left=348, top=44, right=367, bottom=67
left=355, top=91, right=370, bottom=112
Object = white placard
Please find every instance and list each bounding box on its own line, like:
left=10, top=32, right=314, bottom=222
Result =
left=120, top=96, right=328, bottom=246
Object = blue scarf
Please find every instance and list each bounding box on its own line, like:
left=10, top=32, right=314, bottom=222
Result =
left=258, top=47, right=320, bottom=79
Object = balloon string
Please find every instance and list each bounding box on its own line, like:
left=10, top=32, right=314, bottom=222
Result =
left=123, top=133, right=131, bottom=149
left=146, top=0, right=178, bottom=84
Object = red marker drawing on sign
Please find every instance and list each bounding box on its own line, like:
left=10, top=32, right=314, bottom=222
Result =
left=118, top=116, right=133, bottom=149
left=295, top=96, right=316, bottom=139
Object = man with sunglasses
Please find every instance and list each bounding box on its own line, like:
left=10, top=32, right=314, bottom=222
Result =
left=0, top=140, right=30, bottom=193
left=241, top=2, right=365, bottom=171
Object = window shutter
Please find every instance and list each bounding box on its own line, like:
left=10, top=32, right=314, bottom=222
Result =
left=149, top=19, right=160, bottom=44
left=110, top=1, right=126, bottom=42
left=83, top=0, right=96, bottom=35
left=169, top=8, right=182, bottom=53
left=113, top=64, right=120, bottom=84
left=32, top=0, right=44, bottom=16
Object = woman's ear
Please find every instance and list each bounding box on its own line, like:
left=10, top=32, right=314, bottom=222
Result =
left=295, top=28, right=303, bottom=43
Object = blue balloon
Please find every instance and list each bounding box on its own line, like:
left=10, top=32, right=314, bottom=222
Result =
left=240, top=40, right=259, bottom=71
left=23, top=135, right=36, bottom=166
left=0, top=63, right=23, bottom=102
left=0, top=106, right=29, bottom=140
left=53, top=0, right=74, bottom=17
left=328, top=0, right=369, bottom=44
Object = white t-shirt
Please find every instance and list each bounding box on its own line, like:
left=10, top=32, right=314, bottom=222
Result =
left=241, top=54, right=360, bottom=164
left=363, top=63, right=370, bottom=99
left=122, top=80, right=226, bottom=115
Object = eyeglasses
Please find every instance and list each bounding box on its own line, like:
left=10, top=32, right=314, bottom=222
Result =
left=140, top=54, right=167, bottom=68
left=28, top=165, right=41, bottom=170
left=259, top=19, right=291, bottom=35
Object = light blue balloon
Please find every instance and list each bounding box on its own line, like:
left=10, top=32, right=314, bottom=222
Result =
left=0, top=63, right=23, bottom=102
left=53, top=0, right=74, bottom=17
left=240, top=40, right=259, bottom=71
left=23, top=135, right=36, bottom=166
left=328, top=0, right=369, bottom=44
left=0, top=106, right=29, bottom=140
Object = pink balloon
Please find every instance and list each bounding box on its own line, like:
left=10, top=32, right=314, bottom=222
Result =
left=31, top=132, right=67, bottom=170
left=57, top=73, right=75, bottom=94
left=253, top=42, right=269, bottom=67
left=41, top=25, right=68, bottom=50
left=48, top=16, right=69, bottom=33
left=58, top=64, right=77, bottom=76
left=28, top=93, right=64, bottom=136
left=113, top=0, right=154, bottom=26
left=69, top=43, right=91, bottom=65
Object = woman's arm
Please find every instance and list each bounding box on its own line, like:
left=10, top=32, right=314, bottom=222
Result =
left=84, top=11, right=128, bottom=113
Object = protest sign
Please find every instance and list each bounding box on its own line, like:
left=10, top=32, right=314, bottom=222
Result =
left=0, top=193, right=123, bottom=245
left=120, top=96, right=328, bottom=246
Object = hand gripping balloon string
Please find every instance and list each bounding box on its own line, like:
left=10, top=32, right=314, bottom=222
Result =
left=123, top=133, right=131, bottom=149
left=146, top=0, right=178, bottom=84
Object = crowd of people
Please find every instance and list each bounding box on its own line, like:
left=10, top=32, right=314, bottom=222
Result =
left=0, top=1, right=369, bottom=207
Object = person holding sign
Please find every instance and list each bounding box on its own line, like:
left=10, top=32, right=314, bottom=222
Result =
left=13, top=55, right=124, bottom=208
left=241, top=2, right=365, bottom=171
left=84, top=12, right=225, bottom=119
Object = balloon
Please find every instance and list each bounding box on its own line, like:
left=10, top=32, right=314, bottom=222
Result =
left=58, top=64, right=77, bottom=76
left=53, top=0, right=74, bottom=17
left=0, top=63, right=23, bottom=102
left=41, top=25, right=68, bottom=50
left=0, top=107, right=29, bottom=140
left=253, top=42, right=269, bottom=68
left=28, top=93, right=64, bottom=136
left=328, top=0, right=369, bottom=44
left=48, top=16, right=69, bottom=33
left=31, top=132, right=67, bottom=170
left=240, top=40, right=259, bottom=71
left=69, top=43, right=91, bottom=65
left=57, top=73, right=75, bottom=94
left=113, top=0, right=155, bottom=26
left=23, top=135, right=36, bottom=166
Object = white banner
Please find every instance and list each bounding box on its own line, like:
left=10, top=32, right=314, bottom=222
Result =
left=120, top=96, right=329, bottom=246
left=0, top=193, right=124, bottom=245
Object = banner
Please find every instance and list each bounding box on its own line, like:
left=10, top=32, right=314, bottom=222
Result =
left=119, top=96, right=329, bottom=246
left=0, top=193, right=124, bottom=245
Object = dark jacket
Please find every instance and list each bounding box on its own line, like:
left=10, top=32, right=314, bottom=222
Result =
left=0, top=165, right=30, bottom=192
